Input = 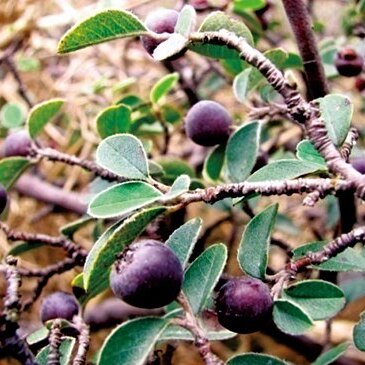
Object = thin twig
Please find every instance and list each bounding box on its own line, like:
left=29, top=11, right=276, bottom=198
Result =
left=47, top=320, right=63, bottom=365
left=72, top=316, right=90, bottom=365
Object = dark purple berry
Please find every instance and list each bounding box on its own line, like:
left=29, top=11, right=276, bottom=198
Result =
left=215, top=277, right=273, bottom=334
left=335, top=48, right=364, bottom=77
left=141, top=9, right=179, bottom=56
left=4, top=130, right=32, bottom=157
left=40, top=291, right=79, bottom=322
left=110, top=239, right=183, bottom=309
left=351, top=157, right=365, bottom=174
left=185, top=100, right=232, bottom=146
left=0, top=184, right=7, bottom=215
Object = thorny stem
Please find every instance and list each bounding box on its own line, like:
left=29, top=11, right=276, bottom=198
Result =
left=72, top=316, right=90, bottom=365
left=176, top=293, right=223, bottom=365
left=48, top=320, right=63, bottom=365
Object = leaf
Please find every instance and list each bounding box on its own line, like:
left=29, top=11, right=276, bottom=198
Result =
left=88, top=181, right=162, bottom=218
left=1, top=103, right=24, bottom=129
left=83, top=207, right=165, bottom=294
left=175, top=5, right=196, bottom=38
left=27, top=327, right=49, bottom=345
left=189, top=11, right=253, bottom=59
left=150, top=73, right=179, bottom=104
left=153, top=34, right=188, bottom=61
left=183, top=243, right=227, bottom=314
left=283, top=280, right=345, bottom=320
left=156, top=157, right=195, bottom=185
left=233, top=68, right=252, bottom=103
left=319, top=94, right=353, bottom=146
left=273, top=299, right=313, bottom=335
left=0, top=157, right=31, bottom=189
left=163, top=174, right=190, bottom=201
left=238, top=204, right=278, bottom=279
left=98, top=317, right=168, bottom=365
left=296, top=140, right=326, bottom=167
left=60, top=216, right=95, bottom=239
left=292, top=242, right=365, bottom=272
left=227, top=353, right=288, bottom=365
left=340, top=276, right=365, bottom=302
left=96, top=134, right=149, bottom=179
left=71, top=273, right=105, bottom=306
left=36, top=337, right=75, bottom=365
left=227, top=121, right=261, bottom=182
left=96, top=104, right=131, bottom=139
left=248, top=159, right=324, bottom=182
left=354, top=311, right=365, bottom=351
left=27, top=99, right=64, bottom=138
left=203, top=143, right=226, bottom=182
left=313, top=342, right=349, bottom=365
left=58, top=10, right=147, bottom=53
left=166, top=218, right=202, bottom=267
left=160, top=323, right=235, bottom=341
left=8, top=242, right=44, bottom=256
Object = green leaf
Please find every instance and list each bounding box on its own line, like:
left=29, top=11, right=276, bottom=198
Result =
left=27, top=327, right=49, bottom=345
left=183, top=243, right=227, bottom=314
left=248, top=159, right=324, bottom=182
left=153, top=34, right=189, bottom=61
left=189, top=11, right=253, bottom=59
left=163, top=174, right=190, bottom=201
left=150, top=73, right=179, bottom=104
left=96, top=104, right=131, bottom=139
left=203, top=143, right=226, bottom=182
left=88, top=181, right=162, bottom=218
left=232, top=0, right=266, bottom=11
left=8, top=241, right=44, bottom=256
left=156, top=157, right=195, bottom=185
left=99, top=317, right=168, bottom=365
left=175, top=5, right=196, bottom=38
left=313, top=342, right=349, bottom=365
left=296, top=140, right=326, bottom=167
left=319, top=94, right=353, bottom=147
left=60, top=216, right=94, bottom=239
left=27, top=99, right=64, bottom=138
left=340, top=276, right=365, bottom=302
left=238, top=204, right=278, bottom=279
left=226, top=121, right=261, bottom=182
left=292, top=242, right=365, bottom=272
left=283, top=280, right=345, bottom=320
left=227, top=353, right=288, bottom=365
left=273, top=299, right=313, bottom=335
left=0, top=157, right=31, bottom=189
left=71, top=272, right=106, bottom=306
left=233, top=68, right=252, bottom=103
left=96, top=134, right=149, bottom=179
left=354, top=311, right=365, bottom=351
left=83, top=207, right=165, bottom=293
left=166, top=217, right=202, bottom=267
left=58, top=10, right=147, bottom=54
left=36, top=337, right=75, bottom=365
left=1, top=103, right=24, bottom=129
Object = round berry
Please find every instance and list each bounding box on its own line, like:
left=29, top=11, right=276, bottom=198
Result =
left=110, top=239, right=183, bottom=309
left=215, top=277, right=273, bottom=334
left=185, top=100, right=232, bottom=146
left=335, top=48, right=364, bottom=77
left=0, top=184, right=7, bottom=215
left=351, top=157, right=365, bottom=174
left=40, top=292, right=79, bottom=322
left=4, top=130, right=32, bottom=157
left=141, top=9, right=179, bottom=56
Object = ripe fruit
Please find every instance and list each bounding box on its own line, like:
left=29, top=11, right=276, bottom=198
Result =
left=141, top=9, right=179, bottom=56
left=40, top=292, right=79, bottom=322
left=215, top=277, right=273, bottom=334
left=335, top=48, right=364, bottom=77
left=110, top=239, right=183, bottom=309
left=351, top=157, right=365, bottom=174
left=0, top=184, right=7, bottom=215
left=4, top=130, right=32, bottom=157
left=185, top=100, right=232, bottom=146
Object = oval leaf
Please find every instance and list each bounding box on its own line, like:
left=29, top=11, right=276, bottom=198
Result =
left=273, top=299, right=313, bottom=335
left=96, top=104, right=131, bottom=139
left=58, top=10, right=147, bottom=54
left=319, top=94, right=353, bottom=147
left=83, top=207, right=165, bottom=293
left=98, top=317, right=168, bottom=365
left=27, top=99, right=64, bottom=138
left=96, top=134, right=149, bottom=179
left=203, top=143, right=226, bottom=182
left=162, top=174, right=190, bottom=201
left=313, top=342, right=349, bottom=365
left=0, top=157, right=31, bottom=189
left=233, top=68, right=252, bottom=103
left=150, top=73, right=179, bottom=104
left=175, top=5, right=196, bottom=37
left=296, top=140, right=326, bottom=167
left=227, top=121, right=261, bottom=182
left=227, top=353, right=288, bottom=365
left=1, top=103, right=24, bottom=128
left=183, top=243, right=227, bottom=314
left=36, top=337, right=75, bottom=365
left=354, top=311, right=365, bottom=351
left=166, top=217, right=202, bottom=267
left=153, top=33, right=188, bottom=61
left=238, top=203, right=278, bottom=279
left=88, top=181, right=162, bottom=218
left=283, top=280, right=345, bottom=320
